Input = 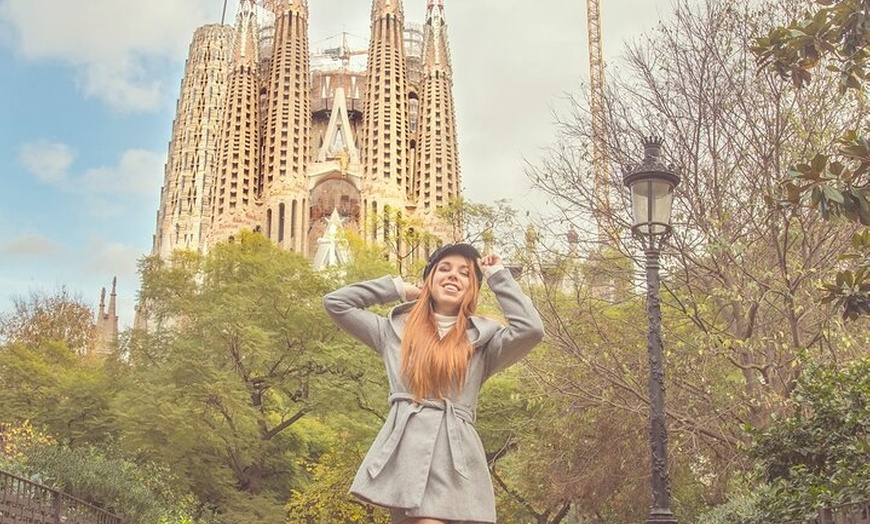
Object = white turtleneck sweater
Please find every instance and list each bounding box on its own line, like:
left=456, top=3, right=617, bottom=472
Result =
left=434, top=313, right=457, bottom=338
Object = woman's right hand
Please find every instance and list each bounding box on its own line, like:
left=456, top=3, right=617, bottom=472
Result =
left=404, top=283, right=422, bottom=301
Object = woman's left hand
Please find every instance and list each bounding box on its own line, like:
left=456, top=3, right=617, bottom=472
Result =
left=478, top=253, right=502, bottom=269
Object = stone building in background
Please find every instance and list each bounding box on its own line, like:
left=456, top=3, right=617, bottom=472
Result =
left=150, top=0, right=461, bottom=266
left=92, top=277, right=118, bottom=356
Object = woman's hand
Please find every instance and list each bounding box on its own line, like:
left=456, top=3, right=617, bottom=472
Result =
left=478, top=253, right=502, bottom=269
left=404, top=283, right=422, bottom=301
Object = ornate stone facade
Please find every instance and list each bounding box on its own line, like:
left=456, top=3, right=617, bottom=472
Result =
left=151, top=0, right=462, bottom=266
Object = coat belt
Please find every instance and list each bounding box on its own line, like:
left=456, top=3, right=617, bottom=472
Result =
left=366, top=393, right=476, bottom=480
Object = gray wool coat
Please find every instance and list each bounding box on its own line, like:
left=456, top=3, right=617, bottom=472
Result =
left=323, top=268, right=544, bottom=523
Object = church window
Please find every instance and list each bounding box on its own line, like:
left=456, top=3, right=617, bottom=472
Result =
left=278, top=203, right=286, bottom=242
left=291, top=200, right=298, bottom=239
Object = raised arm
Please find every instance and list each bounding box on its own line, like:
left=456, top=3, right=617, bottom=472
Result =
left=480, top=263, right=545, bottom=379
left=323, top=275, right=403, bottom=354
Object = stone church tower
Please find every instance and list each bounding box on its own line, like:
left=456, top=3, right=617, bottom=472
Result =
left=92, top=277, right=118, bottom=356
left=151, top=0, right=462, bottom=266
left=153, top=24, right=233, bottom=259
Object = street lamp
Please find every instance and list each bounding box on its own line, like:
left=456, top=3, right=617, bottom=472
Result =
left=623, top=136, right=681, bottom=524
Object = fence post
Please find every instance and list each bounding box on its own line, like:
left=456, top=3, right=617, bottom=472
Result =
left=52, top=489, right=63, bottom=524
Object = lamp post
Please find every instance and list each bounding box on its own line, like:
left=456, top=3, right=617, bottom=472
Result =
left=623, top=136, right=681, bottom=524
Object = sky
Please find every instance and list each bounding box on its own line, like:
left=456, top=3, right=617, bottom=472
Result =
left=0, top=0, right=681, bottom=328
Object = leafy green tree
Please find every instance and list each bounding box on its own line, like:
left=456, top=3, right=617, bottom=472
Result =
left=0, top=420, right=54, bottom=474
left=118, top=230, right=386, bottom=521
left=365, top=206, right=442, bottom=277
left=362, top=196, right=522, bottom=280
left=0, top=288, right=96, bottom=354
left=26, top=444, right=189, bottom=524
left=475, top=371, right=582, bottom=524
left=491, top=281, right=720, bottom=524
left=753, top=0, right=870, bottom=319
left=436, top=196, right=519, bottom=254
left=746, top=359, right=870, bottom=523
left=695, top=492, right=765, bottom=524
left=0, top=290, right=203, bottom=523
left=752, top=0, right=869, bottom=91
left=340, top=226, right=418, bottom=282
left=0, top=340, right=117, bottom=446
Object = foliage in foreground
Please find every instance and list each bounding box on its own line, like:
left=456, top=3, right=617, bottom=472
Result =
left=695, top=359, right=870, bottom=524
left=747, top=359, right=870, bottom=523
left=0, top=421, right=199, bottom=524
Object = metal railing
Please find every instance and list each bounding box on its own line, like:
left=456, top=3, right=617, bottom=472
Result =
left=0, top=469, right=122, bottom=524
left=820, top=501, right=870, bottom=524
left=782, top=501, right=870, bottom=524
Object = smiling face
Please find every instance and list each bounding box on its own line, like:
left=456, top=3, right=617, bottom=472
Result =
left=428, top=253, right=475, bottom=316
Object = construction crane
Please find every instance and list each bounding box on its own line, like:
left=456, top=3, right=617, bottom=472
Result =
left=321, top=32, right=368, bottom=69
left=585, top=0, right=611, bottom=239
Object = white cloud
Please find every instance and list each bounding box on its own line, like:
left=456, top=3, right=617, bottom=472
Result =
left=18, top=141, right=162, bottom=206
left=82, top=149, right=164, bottom=197
left=18, top=141, right=76, bottom=185
left=0, top=0, right=218, bottom=112
left=81, top=239, right=143, bottom=277
left=75, top=148, right=164, bottom=219
left=0, top=234, right=62, bottom=258
left=80, top=59, right=162, bottom=113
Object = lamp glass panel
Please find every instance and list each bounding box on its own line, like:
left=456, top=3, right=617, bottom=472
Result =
left=630, top=181, right=650, bottom=230
left=630, top=178, right=674, bottom=236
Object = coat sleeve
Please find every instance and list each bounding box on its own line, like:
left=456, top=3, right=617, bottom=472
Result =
left=323, top=275, right=402, bottom=355
left=481, top=269, right=545, bottom=379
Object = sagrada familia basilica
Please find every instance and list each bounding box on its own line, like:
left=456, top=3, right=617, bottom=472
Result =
left=92, top=0, right=464, bottom=346
left=154, top=0, right=461, bottom=265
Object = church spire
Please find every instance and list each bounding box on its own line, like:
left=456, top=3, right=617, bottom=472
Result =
left=98, top=287, right=106, bottom=319
left=108, top=277, right=117, bottom=321
left=210, top=0, right=262, bottom=244
left=271, top=0, right=307, bottom=14
left=423, top=0, right=451, bottom=75
left=152, top=24, right=233, bottom=257
left=233, top=0, right=259, bottom=67
left=415, top=0, right=460, bottom=214
left=261, top=0, right=311, bottom=253
left=373, top=0, right=403, bottom=17
left=360, top=0, right=411, bottom=244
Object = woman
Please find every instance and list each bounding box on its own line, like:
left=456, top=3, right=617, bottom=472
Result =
left=323, top=243, right=544, bottom=524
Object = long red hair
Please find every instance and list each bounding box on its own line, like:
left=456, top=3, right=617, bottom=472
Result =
left=400, top=260, right=480, bottom=399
